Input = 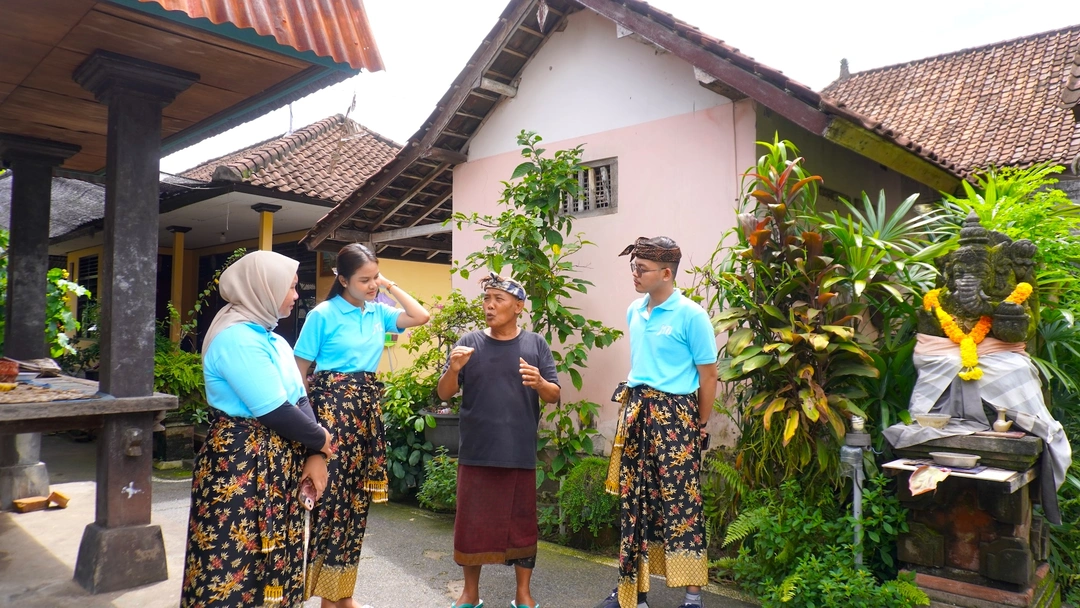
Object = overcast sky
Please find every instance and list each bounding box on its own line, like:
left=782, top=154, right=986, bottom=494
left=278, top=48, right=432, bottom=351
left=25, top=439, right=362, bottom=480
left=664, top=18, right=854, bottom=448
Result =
left=160, top=0, right=1080, bottom=174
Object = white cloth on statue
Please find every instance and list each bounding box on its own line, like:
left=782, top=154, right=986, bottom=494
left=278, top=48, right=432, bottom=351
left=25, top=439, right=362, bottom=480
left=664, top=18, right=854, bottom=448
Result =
left=883, top=334, right=1072, bottom=495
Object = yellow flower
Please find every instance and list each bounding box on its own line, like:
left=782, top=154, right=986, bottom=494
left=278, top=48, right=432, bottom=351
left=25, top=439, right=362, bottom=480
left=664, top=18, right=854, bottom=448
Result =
left=1006, top=282, right=1032, bottom=305
left=923, top=289, right=941, bottom=311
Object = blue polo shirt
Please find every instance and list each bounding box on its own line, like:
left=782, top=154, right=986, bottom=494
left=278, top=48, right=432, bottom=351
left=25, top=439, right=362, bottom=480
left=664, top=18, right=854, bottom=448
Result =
left=626, top=290, right=717, bottom=395
left=203, top=322, right=306, bottom=418
left=293, top=295, right=403, bottom=373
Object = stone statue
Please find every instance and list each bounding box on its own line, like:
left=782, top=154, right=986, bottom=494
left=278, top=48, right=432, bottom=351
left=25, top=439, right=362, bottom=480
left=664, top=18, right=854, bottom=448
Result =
left=883, top=212, right=1071, bottom=523
left=917, top=211, right=1036, bottom=349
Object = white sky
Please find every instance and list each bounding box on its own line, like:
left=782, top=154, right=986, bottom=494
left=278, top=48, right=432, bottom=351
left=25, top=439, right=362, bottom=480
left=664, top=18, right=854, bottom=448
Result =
left=160, top=0, right=1080, bottom=174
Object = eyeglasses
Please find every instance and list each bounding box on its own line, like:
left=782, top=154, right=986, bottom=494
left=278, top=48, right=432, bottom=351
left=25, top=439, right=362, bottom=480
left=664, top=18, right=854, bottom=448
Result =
left=630, top=263, right=663, bottom=277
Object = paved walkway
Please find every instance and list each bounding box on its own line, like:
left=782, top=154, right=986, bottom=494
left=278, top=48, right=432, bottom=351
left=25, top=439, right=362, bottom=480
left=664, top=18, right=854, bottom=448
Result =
left=0, top=434, right=757, bottom=608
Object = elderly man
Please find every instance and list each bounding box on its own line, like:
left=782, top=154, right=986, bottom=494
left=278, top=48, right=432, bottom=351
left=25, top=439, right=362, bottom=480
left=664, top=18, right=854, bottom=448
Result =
left=437, top=272, right=560, bottom=608
left=596, top=237, right=718, bottom=608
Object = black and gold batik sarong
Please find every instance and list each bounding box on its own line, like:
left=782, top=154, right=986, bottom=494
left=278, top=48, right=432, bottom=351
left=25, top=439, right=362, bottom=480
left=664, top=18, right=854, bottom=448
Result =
left=605, top=384, right=707, bottom=608
left=181, top=412, right=307, bottom=607
left=305, top=371, right=388, bottom=601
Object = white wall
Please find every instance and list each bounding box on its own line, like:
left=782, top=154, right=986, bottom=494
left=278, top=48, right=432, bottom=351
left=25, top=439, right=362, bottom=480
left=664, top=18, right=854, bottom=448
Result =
left=467, top=9, right=732, bottom=161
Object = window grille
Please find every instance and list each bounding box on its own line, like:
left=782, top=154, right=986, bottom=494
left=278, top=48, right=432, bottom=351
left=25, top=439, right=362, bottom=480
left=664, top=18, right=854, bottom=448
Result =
left=561, top=158, right=617, bottom=216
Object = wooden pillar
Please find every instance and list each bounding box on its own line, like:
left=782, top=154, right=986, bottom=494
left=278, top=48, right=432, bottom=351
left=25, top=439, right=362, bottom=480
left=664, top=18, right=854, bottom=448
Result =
left=0, top=134, right=79, bottom=510
left=73, top=50, right=197, bottom=594
left=252, top=203, right=281, bottom=251
left=0, top=135, right=80, bottom=359
left=165, top=226, right=191, bottom=343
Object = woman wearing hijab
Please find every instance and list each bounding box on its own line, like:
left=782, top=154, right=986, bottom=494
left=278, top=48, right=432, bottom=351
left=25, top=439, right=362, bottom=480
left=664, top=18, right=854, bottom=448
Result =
left=181, top=250, right=334, bottom=608
left=294, top=243, right=429, bottom=608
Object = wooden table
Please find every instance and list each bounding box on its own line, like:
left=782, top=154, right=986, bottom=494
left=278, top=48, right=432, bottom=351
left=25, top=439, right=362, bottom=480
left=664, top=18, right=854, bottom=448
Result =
left=0, top=375, right=177, bottom=592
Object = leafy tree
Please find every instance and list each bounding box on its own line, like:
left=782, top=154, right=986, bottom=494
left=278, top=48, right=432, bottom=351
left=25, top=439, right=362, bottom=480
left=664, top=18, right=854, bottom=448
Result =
left=0, top=228, right=89, bottom=357
left=451, top=130, right=623, bottom=485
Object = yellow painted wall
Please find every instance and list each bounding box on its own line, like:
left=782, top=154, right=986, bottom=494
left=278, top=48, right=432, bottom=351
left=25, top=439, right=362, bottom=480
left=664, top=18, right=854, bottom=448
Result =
left=313, top=255, right=453, bottom=374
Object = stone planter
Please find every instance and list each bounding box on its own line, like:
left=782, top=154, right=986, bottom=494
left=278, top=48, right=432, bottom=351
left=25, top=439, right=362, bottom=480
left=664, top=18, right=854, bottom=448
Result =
left=422, top=411, right=459, bottom=457
left=153, top=417, right=194, bottom=466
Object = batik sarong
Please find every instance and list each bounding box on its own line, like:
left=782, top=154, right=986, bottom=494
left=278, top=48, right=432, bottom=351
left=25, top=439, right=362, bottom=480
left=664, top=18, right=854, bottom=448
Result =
left=181, top=411, right=307, bottom=607
left=604, top=384, right=707, bottom=608
left=305, top=371, right=388, bottom=601
left=454, top=464, right=538, bottom=566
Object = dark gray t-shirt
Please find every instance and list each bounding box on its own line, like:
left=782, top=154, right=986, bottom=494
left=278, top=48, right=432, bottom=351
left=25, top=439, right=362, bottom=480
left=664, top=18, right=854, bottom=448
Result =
left=449, top=329, right=559, bottom=469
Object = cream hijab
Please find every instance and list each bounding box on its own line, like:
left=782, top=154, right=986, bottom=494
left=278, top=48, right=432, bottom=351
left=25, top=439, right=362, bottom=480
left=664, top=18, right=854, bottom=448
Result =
left=202, top=250, right=299, bottom=356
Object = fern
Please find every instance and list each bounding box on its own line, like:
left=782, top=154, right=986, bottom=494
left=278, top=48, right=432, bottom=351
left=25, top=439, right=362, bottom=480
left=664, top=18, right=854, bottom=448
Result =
left=777, top=573, right=801, bottom=602
left=883, top=579, right=929, bottom=605
left=723, top=505, right=770, bottom=547
left=709, top=456, right=749, bottom=498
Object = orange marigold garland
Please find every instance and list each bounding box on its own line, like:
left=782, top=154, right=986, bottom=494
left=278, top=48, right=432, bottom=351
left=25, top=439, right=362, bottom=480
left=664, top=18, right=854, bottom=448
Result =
left=922, top=283, right=1032, bottom=381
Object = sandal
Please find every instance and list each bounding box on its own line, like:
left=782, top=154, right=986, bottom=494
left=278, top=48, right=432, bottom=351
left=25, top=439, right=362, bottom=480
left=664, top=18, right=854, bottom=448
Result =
left=451, top=602, right=484, bottom=608
left=511, top=602, right=539, bottom=608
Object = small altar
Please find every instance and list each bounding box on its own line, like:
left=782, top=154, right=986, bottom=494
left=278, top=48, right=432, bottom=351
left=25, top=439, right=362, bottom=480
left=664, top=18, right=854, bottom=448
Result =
left=885, top=434, right=1061, bottom=608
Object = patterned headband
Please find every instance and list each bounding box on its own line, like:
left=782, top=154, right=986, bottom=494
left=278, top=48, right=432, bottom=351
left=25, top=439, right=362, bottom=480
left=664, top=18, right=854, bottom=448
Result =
left=480, top=271, right=526, bottom=300
left=618, top=236, right=682, bottom=263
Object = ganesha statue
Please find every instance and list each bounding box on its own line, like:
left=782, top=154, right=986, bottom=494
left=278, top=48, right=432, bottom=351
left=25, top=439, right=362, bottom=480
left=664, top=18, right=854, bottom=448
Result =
left=883, top=211, right=1072, bottom=522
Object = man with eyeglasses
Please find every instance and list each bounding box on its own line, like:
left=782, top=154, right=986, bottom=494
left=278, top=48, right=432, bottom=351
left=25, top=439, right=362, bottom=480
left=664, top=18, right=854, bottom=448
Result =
left=594, top=236, right=718, bottom=608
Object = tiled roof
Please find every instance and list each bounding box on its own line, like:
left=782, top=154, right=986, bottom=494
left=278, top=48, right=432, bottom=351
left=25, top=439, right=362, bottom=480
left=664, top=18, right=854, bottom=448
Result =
left=604, top=0, right=964, bottom=177
left=304, top=0, right=967, bottom=251
left=181, top=115, right=401, bottom=203
left=139, top=0, right=384, bottom=72
left=824, top=25, right=1080, bottom=173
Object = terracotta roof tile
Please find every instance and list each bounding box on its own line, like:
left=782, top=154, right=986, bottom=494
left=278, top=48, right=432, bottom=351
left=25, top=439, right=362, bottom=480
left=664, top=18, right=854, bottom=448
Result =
left=181, top=115, right=401, bottom=203
left=825, top=25, right=1080, bottom=172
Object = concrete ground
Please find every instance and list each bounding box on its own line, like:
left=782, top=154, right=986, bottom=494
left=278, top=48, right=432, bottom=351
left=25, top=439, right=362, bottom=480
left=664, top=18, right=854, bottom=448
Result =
left=0, top=434, right=758, bottom=608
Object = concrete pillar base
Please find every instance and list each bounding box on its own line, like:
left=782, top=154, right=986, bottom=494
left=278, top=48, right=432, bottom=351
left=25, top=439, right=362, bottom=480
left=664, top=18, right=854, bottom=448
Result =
left=0, top=433, right=50, bottom=510
left=74, top=522, right=167, bottom=593
left=0, top=461, right=50, bottom=510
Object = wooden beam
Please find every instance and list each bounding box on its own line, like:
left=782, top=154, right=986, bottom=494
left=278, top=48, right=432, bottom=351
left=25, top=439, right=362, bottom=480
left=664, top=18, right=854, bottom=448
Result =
left=301, top=0, right=537, bottom=249
left=500, top=47, right=528, bottom=60
left=331, top=221, right=451, bottom=244
left=426, top=250, right=441, bottom=260
left=823, top=117, right=961, bottom=192
left=475, top=76, right=517, bottom=98
left=455, top=110, right=486, bottom=121
left=441, top=131, right=471, bottom=140
left=517, top=24, right=545, bottom=38
left=422, top=147, right=468, bottom=165
left=409, top=191, right=454, bottom=227
left=372, top=222, right=450, bottom=242
left=368, top=162, right=451, bottom=231
left=576, top=0, right=829, bottom=136
left=377, top=237, right=451, bottom=251
left=468, top=90, right=500, bottom=103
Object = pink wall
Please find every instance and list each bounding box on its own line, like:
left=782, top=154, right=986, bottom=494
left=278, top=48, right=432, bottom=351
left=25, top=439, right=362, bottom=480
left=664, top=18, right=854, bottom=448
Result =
left=451, top=98, right=757, bottom=444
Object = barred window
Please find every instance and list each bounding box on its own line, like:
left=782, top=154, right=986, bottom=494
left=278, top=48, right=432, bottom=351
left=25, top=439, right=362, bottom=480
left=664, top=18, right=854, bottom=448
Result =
left=561, top=158, right=617, bottom=216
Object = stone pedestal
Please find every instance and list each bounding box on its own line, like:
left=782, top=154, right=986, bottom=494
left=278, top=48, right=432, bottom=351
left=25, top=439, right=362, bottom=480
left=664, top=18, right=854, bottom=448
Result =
left=892, top=435, right=1060, bottom=606
left=0, top=433, right=49, bottom=509
left=152, top=420, right=194, bottom=465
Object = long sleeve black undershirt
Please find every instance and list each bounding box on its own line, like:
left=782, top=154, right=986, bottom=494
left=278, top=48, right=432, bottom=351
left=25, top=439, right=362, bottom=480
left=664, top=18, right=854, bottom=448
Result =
left=256, top=397, right=327, bottom=452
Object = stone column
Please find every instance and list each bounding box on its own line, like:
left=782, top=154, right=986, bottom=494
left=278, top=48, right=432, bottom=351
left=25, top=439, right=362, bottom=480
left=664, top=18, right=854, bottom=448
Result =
left=166, top=226, right=191, bottom=343
left=72, top=50, right=197, bottom=594
left=252, top=203, right=281, bottom=251
left=0, top=134, right=80, bottom=510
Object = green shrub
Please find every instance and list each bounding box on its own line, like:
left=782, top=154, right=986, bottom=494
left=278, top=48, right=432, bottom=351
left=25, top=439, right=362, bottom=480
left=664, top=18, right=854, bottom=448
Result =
left=153, top=333, right=208, bottom=424
left=557, top=456, right=619, bottom=537
left=723, top=478, right=925, bottom=608
left=381, top=366, right=435, bottom=497
left=417, top=447, right=457, bottom=512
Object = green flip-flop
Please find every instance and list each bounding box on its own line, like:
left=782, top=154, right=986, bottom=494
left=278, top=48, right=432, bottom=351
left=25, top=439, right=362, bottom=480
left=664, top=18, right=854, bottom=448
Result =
left=510, top=602, right=538, bottom=608
left=451, top=601, right=484, bottom=608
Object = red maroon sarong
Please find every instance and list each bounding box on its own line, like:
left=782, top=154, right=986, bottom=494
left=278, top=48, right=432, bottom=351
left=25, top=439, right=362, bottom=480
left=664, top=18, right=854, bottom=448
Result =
left=453, top=464, right=538, bottom=565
